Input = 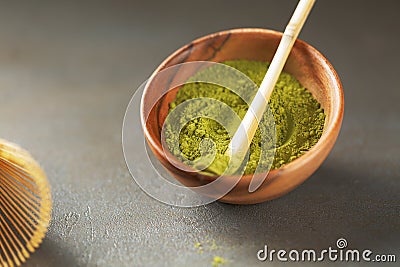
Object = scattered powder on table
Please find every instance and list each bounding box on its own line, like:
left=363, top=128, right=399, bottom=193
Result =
left=194, top=242, right=204, bottom=254
left=193, top=241, right=228, bottom=266
left=164, top=60, right=325, bottom=175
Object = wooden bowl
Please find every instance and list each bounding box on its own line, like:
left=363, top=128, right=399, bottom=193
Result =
left=141, top=28, right=344, bottom=204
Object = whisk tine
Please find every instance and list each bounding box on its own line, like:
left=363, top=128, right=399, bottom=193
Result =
left=0, top=173, right=41, bottom=213
left=0, top=159, right=39, bottom=193
left=0, top=139, right=51, bottom=267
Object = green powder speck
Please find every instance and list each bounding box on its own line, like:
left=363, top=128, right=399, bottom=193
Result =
left=164, top=60, right=325, bottom=175
left=211, top=256, right=227, bottom=267
left=194, top=242, right=203, bottom=254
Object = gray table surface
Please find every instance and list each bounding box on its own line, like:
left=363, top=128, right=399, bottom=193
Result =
left=0, top=0, right=399, bottom=266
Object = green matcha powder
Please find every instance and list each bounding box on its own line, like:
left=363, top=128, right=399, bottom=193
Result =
left=164, top=60, right=325, bottom=175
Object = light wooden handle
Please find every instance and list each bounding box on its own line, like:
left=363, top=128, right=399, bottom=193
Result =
left=226, top=0, right=316, bottom=159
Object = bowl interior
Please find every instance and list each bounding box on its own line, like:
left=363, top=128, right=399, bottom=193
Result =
left=142, top=28, right=342, bottom=177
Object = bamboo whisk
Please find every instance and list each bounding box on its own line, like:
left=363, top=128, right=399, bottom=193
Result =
left=0, top=139, right=51, bottom=267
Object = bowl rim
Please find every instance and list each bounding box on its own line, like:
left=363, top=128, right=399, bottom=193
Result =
left=141, top=27, right=344, bottom=183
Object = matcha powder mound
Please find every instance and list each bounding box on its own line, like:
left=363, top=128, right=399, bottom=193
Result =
left=164, top=60, right=325, bottom=175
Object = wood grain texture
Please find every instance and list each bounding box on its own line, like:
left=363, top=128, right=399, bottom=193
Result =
left=141, top=28, right=344, bottom=204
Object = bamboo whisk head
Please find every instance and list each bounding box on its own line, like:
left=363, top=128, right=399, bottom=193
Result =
left=0, top=139, right=51, bottom=267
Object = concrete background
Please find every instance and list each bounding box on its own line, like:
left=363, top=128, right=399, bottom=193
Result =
left=0, top=0, right=398, bottom=266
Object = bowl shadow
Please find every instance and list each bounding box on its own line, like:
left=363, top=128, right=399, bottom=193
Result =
left=201, top=162, right=399, bottom=254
